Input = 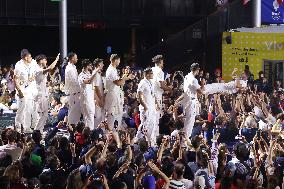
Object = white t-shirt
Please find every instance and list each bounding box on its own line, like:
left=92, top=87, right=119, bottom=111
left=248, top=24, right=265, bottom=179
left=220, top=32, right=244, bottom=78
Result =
left=14, top=59, right=38, bottom=98
left=151, top=66, right=164, bottom=98
left=184, top=72, right=200, bottom=99
left=105, top=64, right=120, bottom=93
left=35, top=67, right=48, bottom=97
left=137, top=78, right=155, bottom=111
left=78, top=71, right=94, bottom=96
left=65, top=62, right=80, bottom=95
left=93, top=73, right=104, bottom=100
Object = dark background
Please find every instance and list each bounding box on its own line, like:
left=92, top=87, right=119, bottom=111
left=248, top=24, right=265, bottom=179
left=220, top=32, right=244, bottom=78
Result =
left=0, top=0, right=252, bottom=72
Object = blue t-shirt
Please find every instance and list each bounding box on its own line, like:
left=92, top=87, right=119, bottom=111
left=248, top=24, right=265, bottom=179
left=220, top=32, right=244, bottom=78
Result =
left=57, top=106, right=68, bottom=122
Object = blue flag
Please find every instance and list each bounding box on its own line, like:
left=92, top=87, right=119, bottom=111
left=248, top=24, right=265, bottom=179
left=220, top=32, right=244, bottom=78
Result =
left=262, top=0, right=284, bottom=24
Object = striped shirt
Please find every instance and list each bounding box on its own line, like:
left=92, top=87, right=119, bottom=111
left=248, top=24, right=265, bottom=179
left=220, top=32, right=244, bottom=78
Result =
left=169, top=179, right=186, bottom=189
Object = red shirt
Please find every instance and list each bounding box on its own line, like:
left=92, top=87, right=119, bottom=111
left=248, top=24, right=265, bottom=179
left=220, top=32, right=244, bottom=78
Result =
left=75, top=132, right=84, bottom=145
left=134, top=113, right=140, bottom=128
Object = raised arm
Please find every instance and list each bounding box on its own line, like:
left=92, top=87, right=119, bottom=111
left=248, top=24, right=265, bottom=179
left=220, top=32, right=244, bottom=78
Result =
left=42, top=53, right=60, bottom=74
left=85, top=145, right=96, bottom=165
left=113, top=67, right=135, bottom=86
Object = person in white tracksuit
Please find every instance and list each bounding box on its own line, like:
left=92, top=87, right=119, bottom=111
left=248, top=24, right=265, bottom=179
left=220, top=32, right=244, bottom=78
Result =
left=93, top=58, right=105, bottom=128
left=34, top=53, right=60, bottom=133
left=183, top=63, right=205, bottom=138
left=151, top=55, right=172, bottom=136
left=64, top=52, right=81, bottom=126
left=135, top=68, right=158, bottom=145
left=105, top=54, right=134, bottom=131
left=14, top=49, right=38, bottom=133
left=78, top=59, right=101, bottom=130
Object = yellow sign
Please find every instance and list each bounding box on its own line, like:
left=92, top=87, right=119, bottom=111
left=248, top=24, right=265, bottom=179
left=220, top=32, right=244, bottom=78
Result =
left=222, top=32, right=284, bottom=81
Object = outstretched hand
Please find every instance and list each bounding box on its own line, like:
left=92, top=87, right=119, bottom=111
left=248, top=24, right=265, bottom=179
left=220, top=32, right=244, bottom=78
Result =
left=49, top=53, right=60, bottom=70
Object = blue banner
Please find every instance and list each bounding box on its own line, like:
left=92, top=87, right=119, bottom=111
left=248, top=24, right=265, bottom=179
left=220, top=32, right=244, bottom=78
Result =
left=262, top=0, right=284, bottom=24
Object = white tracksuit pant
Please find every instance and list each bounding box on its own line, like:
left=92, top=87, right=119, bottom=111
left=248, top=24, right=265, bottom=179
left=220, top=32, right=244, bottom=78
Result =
left=183, top=98, right=197, bottom=138
left=135, top=108, right=157, bottom=145
left=68, top=93, right=81, bottom=125
left=94, top=105, right=105, bottom=129
left=105, top=91, right=123, bottom=131
left=34, top=95, right=49, bottom=133
left=155, top=94, right=163, bottom=136
left=81, top=93, right=95, bottom=130
left=15, top=96, right=38, bottom=133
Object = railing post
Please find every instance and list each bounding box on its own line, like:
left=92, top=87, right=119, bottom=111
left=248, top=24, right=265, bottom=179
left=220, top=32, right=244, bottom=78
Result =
left=253, top=0, right=261, bottom=27
left=59, top=0, right=67, bottom=61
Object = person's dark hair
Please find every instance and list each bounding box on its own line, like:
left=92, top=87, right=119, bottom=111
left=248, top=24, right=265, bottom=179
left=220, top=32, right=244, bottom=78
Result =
left=0, top=153, right=12, bottom=168
left=21, top=49, right=31, bottom=59
left=134, top=153, right=145, bottom=168
left=59, top=137, right=69, bottom=150
left=109, top=178, right=127, bottom=189
left=32, top=130, right=42, bottom=144
left=110, top=54, right=120, bottom=62
left=138, top=139, right=148, bottom=153
left=66, top=169, right=84, bottom=189
left=191, top=135, right=203, bottom=149
left=156, top=135, right=164, bottom=147
left=258, top=71, right=264, bottom=76
left=200, top=109, right=208, bottom=120
left=128, top=128, right=136, bottom=141
left=174, top=163, right=185, bottom=178
left=27, top=178, right=41, bottom=189
left=214, top=116, right=224, bottom=126
left=93, top=58, right=103, bottom=67
left=6, top=129, right=17, bottom=143
left=39, top=172, right=53, bottom=189
left=219, top=168, right=234, bottom=189
left=196, top=147, right=209, bottom=168
left=267, top=176, right=278, bottom=189
left=46, top=155, right=59, bottom=170
left=35, top=54, right=47, bottom=63
left=233, top=143, right=250, bottom=161
left=106, top=153, right=117, bottom=167
left=0, top=176, right=10, bottom=189
left=81, top=59, right=92, bottom=68
left=152, top=55, right=164, bottom=65
left=75, top=122, right=85, bottom=133
left=190, top=63, right=200, bottom=72
left=52, top=94, right=61, bottom=105
left=67, top=52, right=76, bottom=60
left=161, top=161, right=174, bottom=177
left=105, top=139, right=116, bottom=151
left=82, top=127, right=91, bottom=142
left=88, top=180, right=103, bottom=189
left=143, top=67, right=152, bottom=75
left=175, top=119, right=184, bottom=130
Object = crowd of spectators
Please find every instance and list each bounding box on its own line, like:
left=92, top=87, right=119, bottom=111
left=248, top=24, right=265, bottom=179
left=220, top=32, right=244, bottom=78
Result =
left=0, top=60, right=283, bottom=189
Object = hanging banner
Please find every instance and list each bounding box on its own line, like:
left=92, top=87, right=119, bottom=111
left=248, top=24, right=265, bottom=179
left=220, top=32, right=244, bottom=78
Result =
left=222, top=32, right=284, bottom=81
left=262, top=0, right=284, bottom=24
